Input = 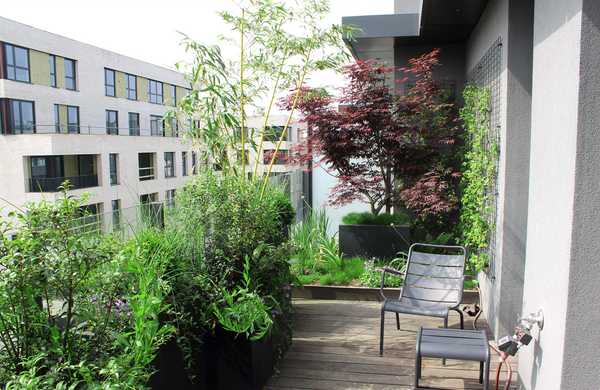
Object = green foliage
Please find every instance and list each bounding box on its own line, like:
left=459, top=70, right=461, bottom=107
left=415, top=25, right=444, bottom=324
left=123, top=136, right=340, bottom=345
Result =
left=342, top=212, right=410, bottom=226
left=359, top=256, right=406, bottom=288
left=0, top=189, right=171, bottom=388
left=289, top=208, right=330, bottom=273
left=175, top=0, right=354, bottom=184
left=212, top=256, right=273, bottom=341
left=458, top=84, right=498, bottom=273
left=317, top=258, right=364, bottom=286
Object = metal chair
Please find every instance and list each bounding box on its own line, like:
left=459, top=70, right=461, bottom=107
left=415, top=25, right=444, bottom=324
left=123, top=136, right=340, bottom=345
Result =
left=379, top=243, right=467, bottom=356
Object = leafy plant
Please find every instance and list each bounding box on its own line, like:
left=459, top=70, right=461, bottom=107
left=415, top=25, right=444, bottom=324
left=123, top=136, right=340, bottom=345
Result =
left=212, top=256, right=273, bottom=341
left=359, top=256, right=406, bottom=288
left=287, top=50, right=459, bottom=216
left=342, top=212, right=409, bottom=226
left=175, top=0, right=354, bottom=189
left=458, top=84, right=498, bottom=273
left=289, top=208, right=330, bottom=273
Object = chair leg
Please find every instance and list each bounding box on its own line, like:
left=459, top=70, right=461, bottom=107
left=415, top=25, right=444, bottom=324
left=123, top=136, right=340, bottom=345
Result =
left=379, top=309, right=385, bottom=356
left=479, top=361, right=484, bottom=384
left=415, top=355, right=422, bottom=388
left=484, top=356, right=490, bottom=390
left=395, top=312, right=400, bottom=330
left=442, top=316, right=448, bottom=365
left=452, top=307, right=464, bottom=329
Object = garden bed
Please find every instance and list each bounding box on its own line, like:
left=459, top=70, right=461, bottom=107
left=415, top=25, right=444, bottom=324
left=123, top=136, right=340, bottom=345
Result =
left=293, top=284, right=479, bottom=304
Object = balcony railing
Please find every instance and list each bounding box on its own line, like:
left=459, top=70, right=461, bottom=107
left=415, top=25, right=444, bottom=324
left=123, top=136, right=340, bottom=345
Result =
left=5, top=124, right=183, bottom=137
left=28, top=175, right=99, bottom=192
left=139, top=167, right=155, bottom=181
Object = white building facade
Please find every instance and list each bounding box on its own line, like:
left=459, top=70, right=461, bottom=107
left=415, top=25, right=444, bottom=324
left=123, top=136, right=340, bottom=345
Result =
left=0, top=17, right=197, bottom=225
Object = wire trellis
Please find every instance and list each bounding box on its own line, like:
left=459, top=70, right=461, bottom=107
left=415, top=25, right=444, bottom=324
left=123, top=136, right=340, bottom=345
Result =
left=467, top=37, right=503, bottom=277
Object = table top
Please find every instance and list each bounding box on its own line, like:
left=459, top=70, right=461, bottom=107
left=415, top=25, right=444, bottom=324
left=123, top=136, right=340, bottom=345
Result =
left=418, top=327, right=489, bottom=361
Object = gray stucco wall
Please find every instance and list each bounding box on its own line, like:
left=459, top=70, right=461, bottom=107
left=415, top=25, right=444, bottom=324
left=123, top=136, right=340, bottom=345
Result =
left=465, top=0, right=510, bottom=340
left=496, top=0, right=534, bottom=345
left=519, top=0, right=583, bottom=388
left=394, top=43, right=466, bottom=98
left=561, top=0, right=600, bottom=388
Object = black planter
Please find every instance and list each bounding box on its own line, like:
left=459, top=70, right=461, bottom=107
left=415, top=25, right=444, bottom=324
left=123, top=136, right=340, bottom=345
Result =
left=339, top=224, right=411, bottom=259
left=149, top=338, right=194, bottom=390
left=215, top=327, right=274, bottom=390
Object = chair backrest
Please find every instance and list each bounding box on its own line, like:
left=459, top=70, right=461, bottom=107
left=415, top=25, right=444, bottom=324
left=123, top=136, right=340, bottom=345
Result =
left=400, top=243, right=467, bottom=308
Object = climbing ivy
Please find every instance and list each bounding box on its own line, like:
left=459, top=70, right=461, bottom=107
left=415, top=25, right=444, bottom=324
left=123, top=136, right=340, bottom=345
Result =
left=458, top=84, right=498, bottom=273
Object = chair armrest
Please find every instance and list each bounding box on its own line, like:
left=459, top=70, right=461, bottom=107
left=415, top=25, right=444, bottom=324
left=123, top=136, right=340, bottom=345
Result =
left=378, top=267, right=405, bottom=300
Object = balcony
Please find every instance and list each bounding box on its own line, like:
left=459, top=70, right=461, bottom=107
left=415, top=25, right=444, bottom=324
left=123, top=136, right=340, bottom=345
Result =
left=28, top=174, right=99, bottom=192
left=27, top=154, right=99, bottom=193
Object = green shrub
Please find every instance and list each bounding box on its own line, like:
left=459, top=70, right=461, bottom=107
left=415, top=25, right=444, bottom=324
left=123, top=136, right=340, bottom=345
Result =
left=359, top=256, right=406, bottom=288
left=342, top=212, right=410, bottom=226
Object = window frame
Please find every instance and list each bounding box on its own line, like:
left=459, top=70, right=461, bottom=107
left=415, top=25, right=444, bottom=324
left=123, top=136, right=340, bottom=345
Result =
left=150, top=115, right=163, bottom=136
left=63, top=58, right=76, bottom=90
left=106, top=110, right=119, bottom=135
left=164, top=152, right=175, bottom=178
left=4, top=43, right=30, bottom=83
left=49, top=55, right=57, bottom=87
left=126, top=73, right=137, bottom=100
left=182, top=151, right=188, bottom=176
left=109, top=153, right=118, bottom=185
left=104, top=68, right=116, bottom=97
left=148, top=79, right=163, bottom=104
left=128, top=112, right=140, bottom=136
left=67, top=106, right=79, bottom=134
left=170, top=84, right=177, bottom=106
left=9, top=99, right=36, bottom=134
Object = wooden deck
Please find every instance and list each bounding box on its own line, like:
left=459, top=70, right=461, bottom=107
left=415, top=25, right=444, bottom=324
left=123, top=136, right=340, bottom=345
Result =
left=267, top=299, right=517, bottom=390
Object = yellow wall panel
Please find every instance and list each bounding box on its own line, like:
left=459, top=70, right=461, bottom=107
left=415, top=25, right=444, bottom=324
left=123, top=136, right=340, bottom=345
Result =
left=115, top=71, right=126, bottom=99
left=137, top=77, right=148, bottom=102
left=29, top=50, right=50, bottom=86
left=163, top=84, right=172, bottom=106
left=55, top=57, right=65, bottom=89
left=58, top=105, right=68, bottom=134
left=176, top=86, right=188, bottom=105
left=64, top=156, right=78, bottom=177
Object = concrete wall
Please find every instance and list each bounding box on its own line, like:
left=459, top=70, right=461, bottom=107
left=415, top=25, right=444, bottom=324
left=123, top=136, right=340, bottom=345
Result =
left=519, top=0, right=584, bottom=388
left=394, top=42, right=466, bottom=97
left=465, top=0, right=510, bottom=339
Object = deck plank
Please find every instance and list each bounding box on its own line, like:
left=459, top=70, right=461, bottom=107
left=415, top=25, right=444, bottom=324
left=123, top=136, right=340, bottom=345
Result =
left=267, top=299, right=517, bottom=390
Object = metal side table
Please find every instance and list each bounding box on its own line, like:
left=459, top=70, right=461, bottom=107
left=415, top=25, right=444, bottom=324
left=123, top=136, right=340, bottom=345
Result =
left=415, top=327, right=490, bottom=390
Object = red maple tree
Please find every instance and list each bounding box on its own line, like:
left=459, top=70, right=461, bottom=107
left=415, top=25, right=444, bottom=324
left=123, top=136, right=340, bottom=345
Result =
left=285, top=49, right=459, bottom=219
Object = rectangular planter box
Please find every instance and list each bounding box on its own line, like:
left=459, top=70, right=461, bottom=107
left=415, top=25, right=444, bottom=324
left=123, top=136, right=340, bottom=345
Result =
left=339, top=224, right=410, bottom=259
left=293, top=284, right=479, bottom=304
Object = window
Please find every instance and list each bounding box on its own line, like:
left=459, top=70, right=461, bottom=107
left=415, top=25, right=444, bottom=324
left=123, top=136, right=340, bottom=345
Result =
left=182, top=151, right=188, bottom=176
left=264, top=126, right=289, bottom=142
left=54, top=104, right=60, bottom=133
left=128, top=112, right=140, bottom=136
left=150, top=115, right=163, bottom=136
left=67, top=106, right=79, bottom=133
left=168, top=118, right=178, bottom=137
left=138, top=153, right=155, bottom=181
left=170, top=85, right=177, bottom=106
left=106, top=110, right=118, bottom=135
left=53, top=105, right=79, bottom=133
left=64, top=58, right=76, bottom=90
left=10, top=99, right=35, bottom=133
left=164, top=152, right=175, bottom=178
left=104, top=68, right=115, bottom=96
left=263, top=149, right=288, bottom=165
left=126, top=74, right=137, bottom=100
left=49, top=55, right=57, bottom=87
left=111, top=199, right=121, bottom=232
left=165, top=189, right=176, bottom=206
left=191, top=151, right=197, bottom=175
left=4, top=43, right=29, bottom=82
left=109, top=153, right=118, bottom=185
left=148, top=79, right=163, bottom=104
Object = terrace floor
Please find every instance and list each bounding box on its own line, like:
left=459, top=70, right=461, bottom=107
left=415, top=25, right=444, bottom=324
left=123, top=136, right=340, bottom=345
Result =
left=267, top=299, right=517, bottom=390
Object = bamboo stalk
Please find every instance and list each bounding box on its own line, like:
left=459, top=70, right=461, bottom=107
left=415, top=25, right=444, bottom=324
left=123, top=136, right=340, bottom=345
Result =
left=239, top=9, right=246, bottom=180
left=260, top=52, right=311, bottom=197
left=252, top=49, right=288, bottom=180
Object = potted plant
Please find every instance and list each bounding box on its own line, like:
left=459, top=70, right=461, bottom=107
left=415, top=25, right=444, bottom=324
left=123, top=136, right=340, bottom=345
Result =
left=339, top=212, right=411, bottom=259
